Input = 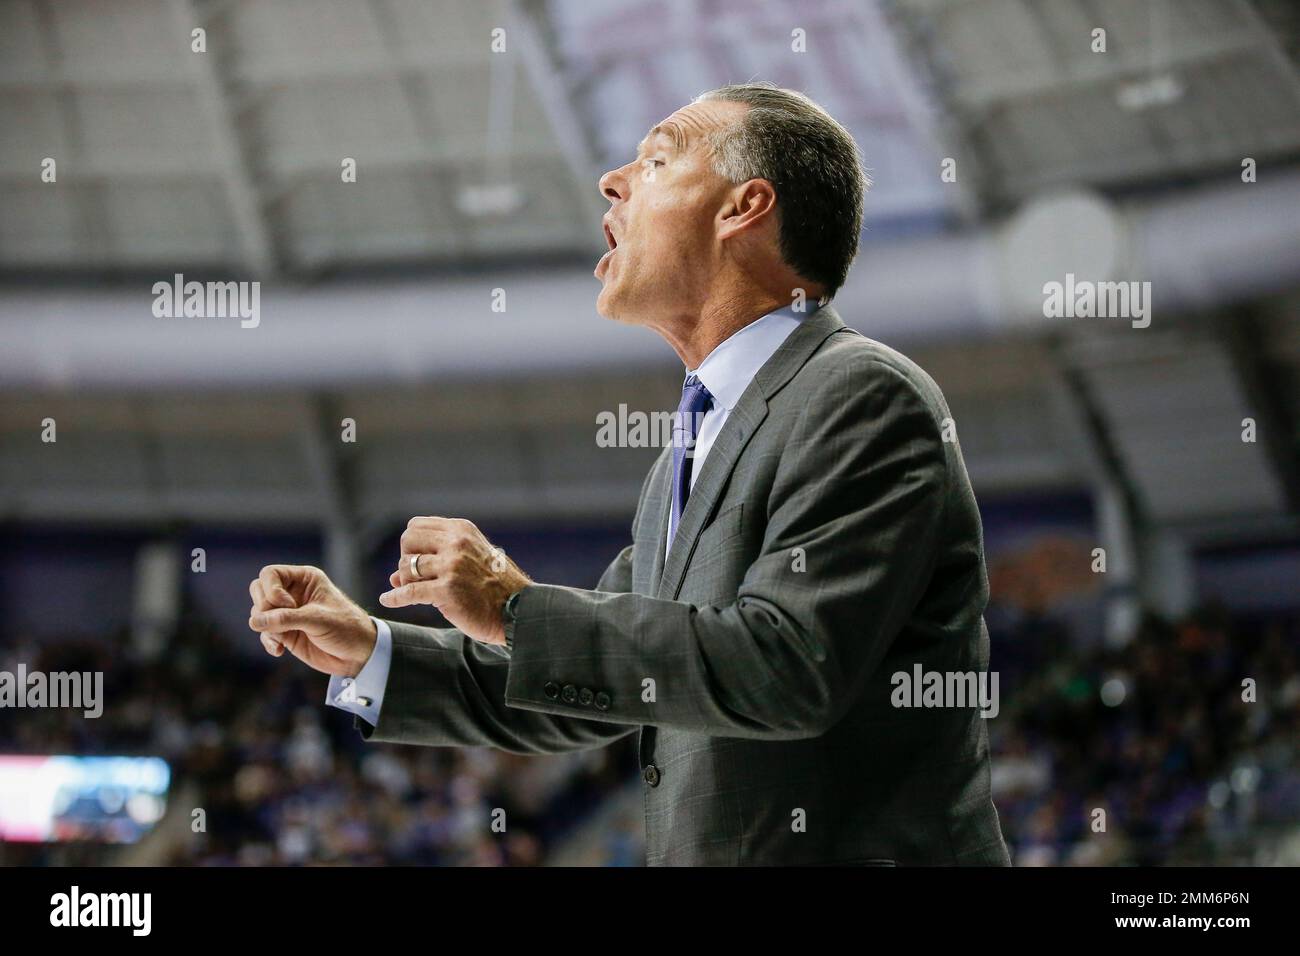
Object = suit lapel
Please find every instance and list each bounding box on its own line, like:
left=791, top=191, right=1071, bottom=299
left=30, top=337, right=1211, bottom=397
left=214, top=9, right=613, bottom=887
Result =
left=647, top=451, right=672, bottom=595
left=655, top=307, right=848, bottom=600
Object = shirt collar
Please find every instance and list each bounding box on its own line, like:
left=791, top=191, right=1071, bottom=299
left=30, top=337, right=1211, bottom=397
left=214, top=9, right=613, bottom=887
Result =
left=687, top=300, right=823, bottom=412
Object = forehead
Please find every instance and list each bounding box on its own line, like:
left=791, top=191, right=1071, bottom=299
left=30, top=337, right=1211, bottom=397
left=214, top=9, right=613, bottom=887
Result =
left=638, top=99, right=748, bottom=153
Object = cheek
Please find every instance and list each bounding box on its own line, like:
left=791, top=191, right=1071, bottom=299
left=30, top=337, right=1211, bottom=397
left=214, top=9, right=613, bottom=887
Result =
left=642, top=200, right=701, bottom=261
left=621, top=185, right=709, bottom=288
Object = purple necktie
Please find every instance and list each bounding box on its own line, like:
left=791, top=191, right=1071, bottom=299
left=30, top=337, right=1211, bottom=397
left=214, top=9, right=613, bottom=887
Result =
left=669, top=374, right=714, bottom=546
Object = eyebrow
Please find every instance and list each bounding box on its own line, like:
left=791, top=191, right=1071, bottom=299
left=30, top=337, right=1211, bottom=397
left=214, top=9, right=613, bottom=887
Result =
left=636, top=123, right=684, bottom=157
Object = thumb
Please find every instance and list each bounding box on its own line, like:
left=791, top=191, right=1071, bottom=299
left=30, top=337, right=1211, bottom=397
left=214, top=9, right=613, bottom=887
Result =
left=249, top=605, right=329, bottom=634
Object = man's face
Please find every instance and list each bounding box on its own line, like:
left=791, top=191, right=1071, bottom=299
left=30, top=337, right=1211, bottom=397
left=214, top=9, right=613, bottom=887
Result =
left=594, top=100, right=747, bottom=323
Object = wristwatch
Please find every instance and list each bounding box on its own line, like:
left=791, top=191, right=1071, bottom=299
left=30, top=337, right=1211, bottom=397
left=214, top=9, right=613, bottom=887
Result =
left=502, top=589, right=523, bottom=650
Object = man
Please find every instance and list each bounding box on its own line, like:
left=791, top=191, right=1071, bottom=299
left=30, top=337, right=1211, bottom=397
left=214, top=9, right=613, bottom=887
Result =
left=249, top=83, right=1010, bottom=866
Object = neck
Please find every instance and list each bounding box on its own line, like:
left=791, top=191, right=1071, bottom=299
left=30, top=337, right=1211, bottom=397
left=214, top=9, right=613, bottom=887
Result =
left=650, top=287, right=792, bottom=369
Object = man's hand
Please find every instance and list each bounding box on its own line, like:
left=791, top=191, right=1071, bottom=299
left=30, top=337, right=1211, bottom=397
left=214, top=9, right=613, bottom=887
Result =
left=248, top=565, right=377, bottom=677
left=379, top=517, right=531, bottom=645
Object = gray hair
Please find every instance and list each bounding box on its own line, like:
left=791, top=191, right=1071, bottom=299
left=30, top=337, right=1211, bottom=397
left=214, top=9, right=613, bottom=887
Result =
left=695, top=83, right=868, bottom=296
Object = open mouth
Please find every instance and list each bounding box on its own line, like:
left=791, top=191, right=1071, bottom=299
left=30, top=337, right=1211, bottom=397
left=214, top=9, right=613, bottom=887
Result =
left=596, top=219, right=619, bottom=279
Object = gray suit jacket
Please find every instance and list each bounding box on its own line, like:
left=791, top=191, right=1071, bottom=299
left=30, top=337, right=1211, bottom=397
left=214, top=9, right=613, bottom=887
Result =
left=364, top=306, right=1010, bottom=866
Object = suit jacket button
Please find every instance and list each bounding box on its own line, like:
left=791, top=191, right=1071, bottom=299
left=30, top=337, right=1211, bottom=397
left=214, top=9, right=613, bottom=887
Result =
left=561, top=684, right=578, bottom=704
left=543, top=681, right=560, bottom=700
left=578, top=687, right=594, bottom=706
left=643, top=764, right=661, bottom=787
left=594, top=691, right=611, bottom=711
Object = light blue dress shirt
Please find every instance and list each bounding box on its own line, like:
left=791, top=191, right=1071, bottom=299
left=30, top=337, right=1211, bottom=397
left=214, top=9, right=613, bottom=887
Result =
left=325, top=619, right=392, bottom=726
left=326, top=298, right=821, bottom=726
left=666, top=299, right=820, bottom=555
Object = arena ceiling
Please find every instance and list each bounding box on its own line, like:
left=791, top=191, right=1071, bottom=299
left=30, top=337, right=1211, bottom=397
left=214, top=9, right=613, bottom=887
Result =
left=1, top=0, right=1298, bottom=548
left=4, top=0, right=1298, bottom=276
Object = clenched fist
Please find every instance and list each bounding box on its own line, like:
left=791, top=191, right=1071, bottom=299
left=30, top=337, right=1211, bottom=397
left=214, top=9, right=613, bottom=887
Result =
left=248, top=565, right=377, bottom=677
left=379, top=516, right=531, bottom=645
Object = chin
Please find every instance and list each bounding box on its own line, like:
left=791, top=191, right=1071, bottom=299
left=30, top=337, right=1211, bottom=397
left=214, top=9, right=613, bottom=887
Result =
left=595, top=284, right=624, bottom=322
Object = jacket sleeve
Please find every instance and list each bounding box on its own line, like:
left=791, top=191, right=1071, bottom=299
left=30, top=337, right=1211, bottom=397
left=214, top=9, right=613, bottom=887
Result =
left=360, top=543, right=641, bottom=754
left=501, top=356, right=950, bottom=740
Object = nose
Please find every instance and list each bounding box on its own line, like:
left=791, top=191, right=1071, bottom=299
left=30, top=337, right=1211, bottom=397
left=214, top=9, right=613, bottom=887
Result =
left=598, top=163, right=629, bottom=205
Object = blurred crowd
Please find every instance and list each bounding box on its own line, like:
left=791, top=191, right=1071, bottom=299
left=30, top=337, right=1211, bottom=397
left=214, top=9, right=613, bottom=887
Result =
left=0, top=615, right=637, bottom=866
left=2, top=601, right=1296, bottom=866
left=988, top=602, right=1300, bottom=865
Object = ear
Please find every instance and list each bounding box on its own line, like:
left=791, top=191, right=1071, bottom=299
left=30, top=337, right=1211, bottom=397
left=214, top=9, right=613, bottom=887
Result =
left=717, top=179, right=777, bottom=241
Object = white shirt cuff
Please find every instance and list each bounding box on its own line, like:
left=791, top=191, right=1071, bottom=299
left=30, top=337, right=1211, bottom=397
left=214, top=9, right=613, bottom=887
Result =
left=324, top=618, right=392, bottom=727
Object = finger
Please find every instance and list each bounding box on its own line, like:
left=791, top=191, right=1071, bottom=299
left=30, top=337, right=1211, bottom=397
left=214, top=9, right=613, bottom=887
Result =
left=249, top=605, right=328, bottom=633
left=398, top=553, right=443, bottom=587
left=399, top=526, right=448, bottom=556
left=378, top=581, right=444, bottom=609
left=250, top=581, right=296, bottom=642
left=260, top=633, right=285, bottom=656
left=276, top=631, right=358, bottom=677
left=258, top=566, right=300, bottom=608
left=406, top=515, right=451, bottom=529
left=250, top=579, right=271, bottom=611
left=249, top=583, right=273, bottom=635
left=389, top=570, right=402, bottom=588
